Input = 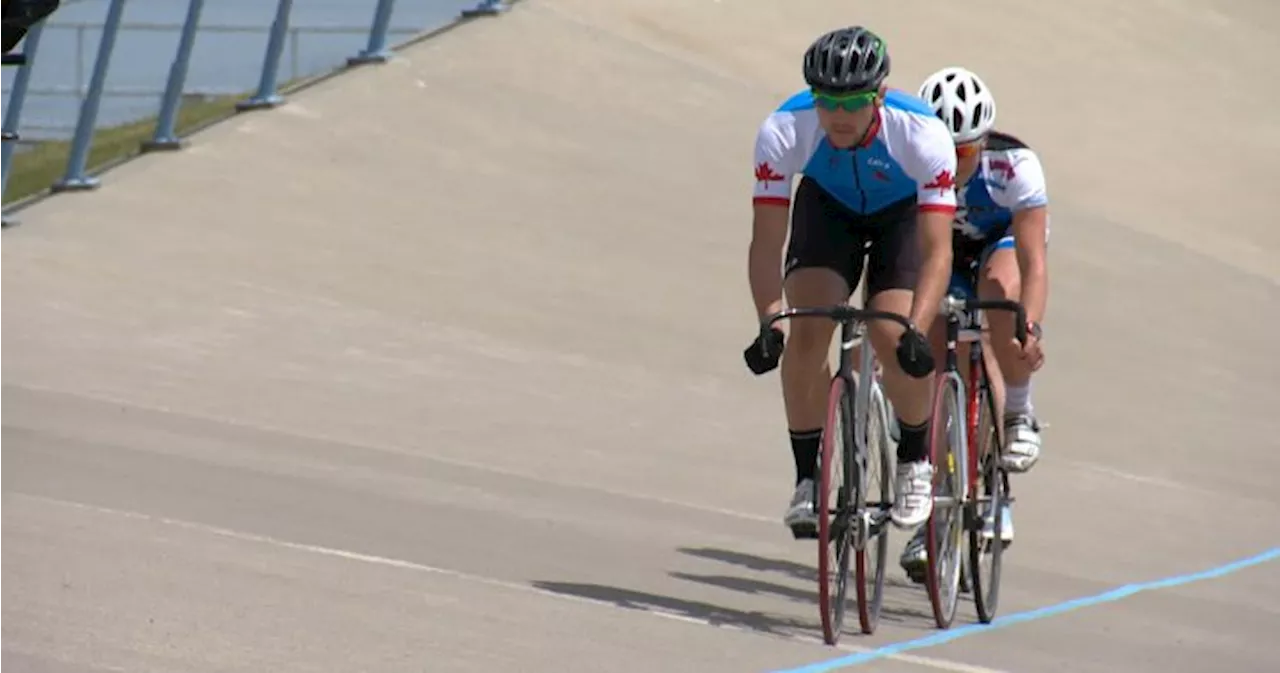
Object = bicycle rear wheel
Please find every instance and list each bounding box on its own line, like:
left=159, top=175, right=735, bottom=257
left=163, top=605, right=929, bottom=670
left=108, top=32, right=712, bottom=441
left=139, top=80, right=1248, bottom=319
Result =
left=817, top=374, right=856, bottom=645
left=854, top=382, right=892, bottom=634
left=967, top=377, right=1006, bottom=623
left=925, top=373, right=965, bottom=629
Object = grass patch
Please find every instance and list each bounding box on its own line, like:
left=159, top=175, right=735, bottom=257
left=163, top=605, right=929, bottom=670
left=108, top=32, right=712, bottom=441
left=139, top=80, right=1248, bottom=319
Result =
left=3, top=92, right=246, bottom=204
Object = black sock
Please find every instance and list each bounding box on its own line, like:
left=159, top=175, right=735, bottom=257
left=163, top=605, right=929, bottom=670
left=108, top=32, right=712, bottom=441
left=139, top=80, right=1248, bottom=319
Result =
left=790, top=428, right=822, bottom=484
left=897, top=419, right=929, bottom=463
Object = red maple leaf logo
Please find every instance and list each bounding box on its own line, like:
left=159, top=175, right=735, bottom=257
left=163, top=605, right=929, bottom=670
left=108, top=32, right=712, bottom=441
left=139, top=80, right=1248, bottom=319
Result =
left=990, top=158, right=1016, bottom=180
left=924, top=169, right=956, bottom=194
left=755, top=162, right=784, bottom=185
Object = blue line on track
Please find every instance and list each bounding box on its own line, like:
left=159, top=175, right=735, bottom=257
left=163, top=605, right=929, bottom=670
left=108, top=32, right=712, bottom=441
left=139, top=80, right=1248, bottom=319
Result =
left=768, top=547, right=1280, bottom=673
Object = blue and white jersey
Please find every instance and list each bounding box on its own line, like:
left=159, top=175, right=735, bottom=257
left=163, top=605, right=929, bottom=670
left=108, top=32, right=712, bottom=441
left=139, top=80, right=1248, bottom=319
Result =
left=752, top=89, right=958, bottom=215
left=954, top=132, right=1049, bottom=243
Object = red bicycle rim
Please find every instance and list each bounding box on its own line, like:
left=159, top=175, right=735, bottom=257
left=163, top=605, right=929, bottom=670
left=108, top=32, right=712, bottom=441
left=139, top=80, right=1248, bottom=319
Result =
left=816, top=374, right=847, bottom=644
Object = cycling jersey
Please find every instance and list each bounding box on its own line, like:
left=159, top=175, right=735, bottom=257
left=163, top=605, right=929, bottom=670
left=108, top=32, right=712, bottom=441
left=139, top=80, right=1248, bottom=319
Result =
left=948, top=131, right=1051, bottom=299
left=954, top=131, right=1049, bottom=244
left=753, top=88, right=958, bottom=215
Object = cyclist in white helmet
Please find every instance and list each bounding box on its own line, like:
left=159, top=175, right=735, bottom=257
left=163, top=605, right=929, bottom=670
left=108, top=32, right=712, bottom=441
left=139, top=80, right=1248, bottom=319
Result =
left=898, top=66, right=1051, bottom=582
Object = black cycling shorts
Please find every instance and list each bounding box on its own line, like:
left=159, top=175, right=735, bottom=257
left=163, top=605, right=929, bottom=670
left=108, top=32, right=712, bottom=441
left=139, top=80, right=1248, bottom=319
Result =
left=783, top=176, right=921, bottom=299
left=949, top=232, right=1011, bottom=299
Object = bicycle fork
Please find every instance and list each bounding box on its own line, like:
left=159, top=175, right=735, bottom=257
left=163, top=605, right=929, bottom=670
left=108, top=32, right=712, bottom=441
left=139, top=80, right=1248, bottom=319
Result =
left=841, top=320, right=887, bottom=549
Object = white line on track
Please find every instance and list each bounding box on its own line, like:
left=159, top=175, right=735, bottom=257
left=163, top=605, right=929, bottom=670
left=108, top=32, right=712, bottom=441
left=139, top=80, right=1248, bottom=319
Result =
left=6, top=383, right=779, bottom=524
left=15, top=493, right=1009, bottom=673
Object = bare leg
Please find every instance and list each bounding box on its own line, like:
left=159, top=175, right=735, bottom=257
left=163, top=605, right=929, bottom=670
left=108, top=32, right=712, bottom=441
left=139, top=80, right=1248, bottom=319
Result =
left=777, top=267, right=849, bottom=534
left=978, top=246, right=1042, bottom=473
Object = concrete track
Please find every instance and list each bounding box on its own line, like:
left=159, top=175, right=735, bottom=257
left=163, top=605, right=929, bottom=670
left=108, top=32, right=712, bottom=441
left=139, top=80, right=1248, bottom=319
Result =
left=5, top=1, right=1278, bottom=671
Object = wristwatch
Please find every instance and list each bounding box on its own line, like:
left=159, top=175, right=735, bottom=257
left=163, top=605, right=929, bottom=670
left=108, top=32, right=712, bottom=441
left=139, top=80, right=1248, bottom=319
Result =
left=1026, top=320, right=1043, bottom=340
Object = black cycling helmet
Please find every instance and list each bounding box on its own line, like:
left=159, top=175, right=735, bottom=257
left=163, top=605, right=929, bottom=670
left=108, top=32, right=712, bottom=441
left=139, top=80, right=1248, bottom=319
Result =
left=802, top=26, right=890, bottom=94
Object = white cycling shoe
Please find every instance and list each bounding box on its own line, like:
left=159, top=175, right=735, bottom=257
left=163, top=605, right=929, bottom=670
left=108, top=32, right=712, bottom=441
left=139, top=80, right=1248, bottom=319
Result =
left=890, top=460, right=934, bottom=529
left=1002, top=413, right=1043, bottom=473
left=784, top=478, right=818, bottom=536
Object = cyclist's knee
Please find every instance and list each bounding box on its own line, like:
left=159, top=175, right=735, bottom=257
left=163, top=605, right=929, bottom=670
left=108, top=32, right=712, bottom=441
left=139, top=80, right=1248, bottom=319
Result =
left=864, top=288, right=910, bottom=354
left=783, top=320, right=834, bottom=368
left=780, top=266, right=847, bottom=373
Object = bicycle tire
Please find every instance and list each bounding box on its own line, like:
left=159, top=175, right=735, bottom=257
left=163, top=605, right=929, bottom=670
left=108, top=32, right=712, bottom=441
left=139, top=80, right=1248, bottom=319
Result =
left=854, top=382, right=892, bottom=634
left=816, top=374, right=856, bottom=645
left=968, top=371, right=1005, bottom=623
left=925, top=373, right=965, bottom=629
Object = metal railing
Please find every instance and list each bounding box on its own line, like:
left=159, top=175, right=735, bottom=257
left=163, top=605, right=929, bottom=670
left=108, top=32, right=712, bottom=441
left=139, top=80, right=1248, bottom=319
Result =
left=8, top=22, right=427, bottom=139
left=1, top=0, right=512, bottom=206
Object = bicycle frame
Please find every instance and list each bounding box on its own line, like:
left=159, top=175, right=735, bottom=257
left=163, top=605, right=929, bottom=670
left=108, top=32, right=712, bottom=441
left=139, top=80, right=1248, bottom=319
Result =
left=963, top=325, right=1007, bottom=501
left=844, top=317, right=889, bottom=539
left=763, top=304, right=912, bottom=531
left=925, top=295, right=1028, bottom=628
left=763, top=303, right=911, bottom=641
left=938, top=295, right=1028, bottom=501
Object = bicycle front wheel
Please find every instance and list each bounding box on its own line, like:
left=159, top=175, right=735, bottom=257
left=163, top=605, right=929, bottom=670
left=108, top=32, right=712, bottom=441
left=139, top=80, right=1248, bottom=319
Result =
left=968, top=377, right=1006, bottom=623
left=854, top=382, right=892, bottom=634
left=817, top=374, right=856, bottom=645
left=925, top=373, right=965, bottom=630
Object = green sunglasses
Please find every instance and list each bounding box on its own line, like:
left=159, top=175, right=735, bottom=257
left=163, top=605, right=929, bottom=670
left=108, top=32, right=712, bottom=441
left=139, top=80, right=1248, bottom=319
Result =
left=811, top=89, right=878, bottom=112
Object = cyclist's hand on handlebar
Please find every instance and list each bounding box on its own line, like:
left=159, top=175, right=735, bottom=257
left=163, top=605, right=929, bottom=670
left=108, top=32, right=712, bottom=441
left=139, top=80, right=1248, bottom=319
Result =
left=895, top=327, right=934, bottom=379
left=1016, top=332, right=1046, bottom=372
left=744, top=326, right=785, bottom=375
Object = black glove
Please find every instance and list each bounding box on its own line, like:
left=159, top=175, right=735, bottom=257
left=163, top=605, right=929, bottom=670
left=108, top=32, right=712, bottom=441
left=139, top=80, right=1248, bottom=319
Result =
left=744, top=326, right=785, bottom=375
left=895, top=327, right=934, bottom=379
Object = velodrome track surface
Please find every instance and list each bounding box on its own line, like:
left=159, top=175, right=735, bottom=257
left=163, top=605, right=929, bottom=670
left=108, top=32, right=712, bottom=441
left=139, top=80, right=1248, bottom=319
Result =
left=4, top=1, right=1279, bottom=671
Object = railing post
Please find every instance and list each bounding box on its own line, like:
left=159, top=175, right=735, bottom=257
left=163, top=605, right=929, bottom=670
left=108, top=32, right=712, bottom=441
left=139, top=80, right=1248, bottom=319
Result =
left=0, top=22, right=46, bottom=222
left=52, top=0, right=130, bottom=193
left=462, top=0, right=508, bottom=18
left=142, top=0, right=207, bottom=152
left=348, top=0, right=396, bottom=65
left=237, top=0, right=294, bottom=111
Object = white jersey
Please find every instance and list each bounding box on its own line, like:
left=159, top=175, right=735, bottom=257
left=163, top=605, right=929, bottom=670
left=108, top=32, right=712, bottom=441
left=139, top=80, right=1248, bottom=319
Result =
left=753, top=88, right=958, bottom=215
left=954, top=131, right=1049, bottom=242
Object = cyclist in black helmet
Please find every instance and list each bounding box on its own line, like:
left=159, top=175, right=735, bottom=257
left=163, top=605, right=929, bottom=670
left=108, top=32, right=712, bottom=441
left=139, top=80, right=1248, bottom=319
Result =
left=744, top=26, right=959, bottom=537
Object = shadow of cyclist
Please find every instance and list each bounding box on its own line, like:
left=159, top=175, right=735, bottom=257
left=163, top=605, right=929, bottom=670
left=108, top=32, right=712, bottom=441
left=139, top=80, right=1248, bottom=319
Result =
left=672, top=547, right=932, bottom=626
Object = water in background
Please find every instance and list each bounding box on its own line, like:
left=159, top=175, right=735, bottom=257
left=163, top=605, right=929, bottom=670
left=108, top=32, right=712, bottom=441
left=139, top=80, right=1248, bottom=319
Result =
left=2, top=0, right=481, bottom=141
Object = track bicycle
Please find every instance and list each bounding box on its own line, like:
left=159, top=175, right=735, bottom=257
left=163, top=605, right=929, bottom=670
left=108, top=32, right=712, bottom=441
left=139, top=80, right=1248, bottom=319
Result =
left=923, top=294, right=1027, bottom=628
left=760, top=305, right=909, bottom=643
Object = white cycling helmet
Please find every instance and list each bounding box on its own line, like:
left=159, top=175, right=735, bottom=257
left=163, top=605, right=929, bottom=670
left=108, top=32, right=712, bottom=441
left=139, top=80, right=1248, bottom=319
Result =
left=918, top=67, right=996, bottom=144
